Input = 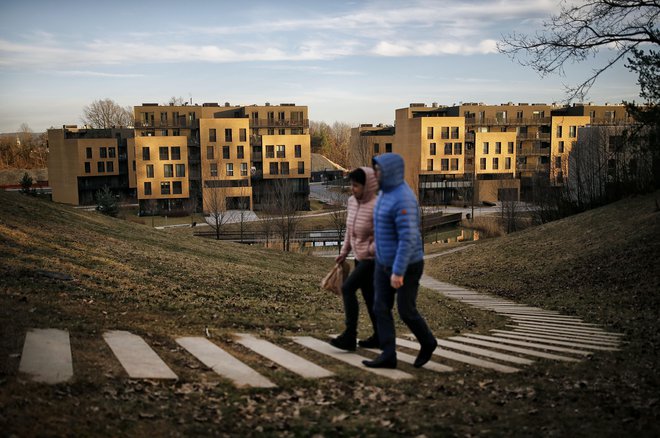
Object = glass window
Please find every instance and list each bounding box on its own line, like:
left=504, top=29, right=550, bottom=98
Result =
left=493, top=157, right=499, bottom=169
left=450, top=158, right=458, bottom=171
left=451, top=127, right=459, bottom=139
left=441, top=127, right=449, bottom=139
left=173, top=181, right=182, bottom=195
left=223, top=146, right=230, bottom=159
left=374, top=143, right=380, bottom=154
left=385, top=143, right=392, bottom=153
left=160, top=182, right=170, bottom=195
left=276, top=145, right=285, bottom=158
left=441, top=159, right=449, bottom=171
left=226, top=163, right=234, bottom=176
left=239, top=129, right=247, bottom=142
left=295, top=144, right=302, bottom=158
left=100, top=147, right=107, bottom=158
left=569, top=126, right=577, bottom=138
left=176, top=164, right=185, bottom=177
left=483, top=142, right=489, bottom=154
left=427, top=127, right=434, bottom=139
left=480, top=157, right=487, bottom=169
left=266, top=145, right=274, bottom=158
left=97, top=161, right=105, bottom=172
left=281, top=162, right=289, bottom=175
left=207, top=145, right=214, bottom=159
left=164, top=164, right=174, bottom=177
left=144, top=182, right=151, bottom=195
left=84, top=162, right=91, bottom=173
left=209, top=128, right=216, bottom=142
left=427, top=159, right=433, bottom=171
left=269, top=162, right=278, bottom=175
left=159, top=147, right=169, bottom=160
left=210, top=163, right=217, bottom=177
left=495, top=142, right=502, bottom=154
left=171, top=147, right=181, bottom=160
left=508, top=142, right=514, bottom=154
left=146, top=164, right=154, bottom=178
left=505, top=157, right=512, bottom=169
left=108, top=147, right=116, bottom=158
left=106, top=161, right=114, bottom=172
left=558, top=141, right=565, bottom=153
left=454, top=142, right=462, bottom=155
left=241, top=162, right=248, bottom=176
left=237, top=145, right=244, bottom=159
left=86, top=147, right=92, bottom=159
left=444, top=142, right=452, bottom=155
left=225, top=129, right=232, bottom=142
left=429, top=143, right=436, bottom=155
left=298, top=161, right=305, bottom=174
left=556, top=126, right=563, bottom=138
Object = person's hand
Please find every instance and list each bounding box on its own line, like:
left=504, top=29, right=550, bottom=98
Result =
left=390, top=274, right=404, bottom=289
left=335, top=254, right=347, bottom=264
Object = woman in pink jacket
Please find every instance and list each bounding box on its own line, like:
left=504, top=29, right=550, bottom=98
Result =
left=331, top=167, right=379, bottom=351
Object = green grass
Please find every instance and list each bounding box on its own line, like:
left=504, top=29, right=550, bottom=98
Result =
left=1, top=190, right=658, bottom=437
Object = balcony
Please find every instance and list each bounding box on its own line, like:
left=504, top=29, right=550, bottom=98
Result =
left=249, top=118, right=309, bottom=129
left=134, top=120, right=191, bottom=129
left=465, top=117, right=552, bottom=126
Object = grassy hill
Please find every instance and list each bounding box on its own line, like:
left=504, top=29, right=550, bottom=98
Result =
left=1, top=190, right=659, bottom=437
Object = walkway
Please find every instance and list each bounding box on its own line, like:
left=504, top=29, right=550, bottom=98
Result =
left=15, top=263, right=622, bottom=387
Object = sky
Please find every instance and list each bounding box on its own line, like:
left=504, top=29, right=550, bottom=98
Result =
left=0, top=0, right=641, bottom=133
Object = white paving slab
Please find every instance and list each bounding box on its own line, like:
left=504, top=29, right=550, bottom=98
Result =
left=502, top=329, right=621, bottom=346
left=395, top=338, right=519, bottom=373
left=514, top=322, right=622, bottom=337
left=449, top=336, right=580, bottom=362
left=506, top=326, right=622, bottom=344
left=291, top=336, right=413, bottom=380
left=19, top=328, right=73, bottom=384
left=176, top=337, right=275, bottom=388
left=436, top=339, right=534, bottom=365
left=464, top=334, right=592, bottom=356
left=364, top=348, right=453, bottom=373
left=104, top=331, right=177, bottom=380
left=510, top=315, right=595, bottom=325
left=489, top=332, right=619, bottom=351
left=234, top=333, right=333, bottom=379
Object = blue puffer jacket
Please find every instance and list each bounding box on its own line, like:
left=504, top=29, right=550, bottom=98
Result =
left=372, top=153, right=424, bottom=276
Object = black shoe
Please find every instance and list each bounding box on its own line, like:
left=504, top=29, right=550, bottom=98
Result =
left=362, top=354, right=397, bottom=369
left=414, top=338, right=438, bottom=368
left=330, top=333, right=356, bottom=351
left=358, top=334, right=380, bottom=349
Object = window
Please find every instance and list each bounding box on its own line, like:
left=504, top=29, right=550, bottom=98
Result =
left=172, top=181, right=182, bottom=195
left=441, top=159, right=449, bottom=171
left=276, top=145, right=285, bottom=158
left=237, top=145, right=244, bottom=159
left=555, top=156, right=562, bottom=168
left=558, top=141, right=565, bottom=153
left=100, top=147, right=107, bottom=158
left=450, top=158, right=459, bottom=171
left=495, top=142, right=502, bottom=154
left=451, top=127, right=459, bottom=139
left=226, top=163, right=234, bottom=176
left=97, top=162, right=105, bottom=172
left=480, top=157, right=487, bottom=170
left=374, top=143, right=380, bottom=154
left=86, top=147, right=92, bottom=159
left=483, top=142, right=489, bottom=154
left=267, top=128, right=275, bottom=135
left=492, top=157, right=499, bottom=169
left=508, top=142, right=514, bottom=154
left=171, top=147, right=181, bottom=160
left=160, top=112, right=168, bottom=124
left=454, top=142, right=462, bottom=155
left=241, top=162, right=248, bottom=176
left=108, top=147, right=116, bottom=158
left=209, top=129, right=216, bottom=142
left=429, top=143, right=436, bottom=155
left=176, top=164, right=185, bottom=177
left=505, top=157, right=512, bottom=170
left=444, top=142, right=452, bottom=155
left=207, top=146, right=214, bottom=159
left=144, top=182, right=151, bottom=195
left=269, top=162, right=278, bottom=175
left=160, top=182, right=170, bottom=195
left=295, top=144, right=302, bottom=158
left=210, top=163, right=218, bottom=177
left=104, top=161, right=112, bottom=172
left=427, top=159, right=433, bottom=171
left=266, top=145, right=275, bottom=158
left=278, top=129, right=286, bottom=135
left=281, top=161, right=289, bottom=175
left=441, top=127, right=449, bottom=139
left=222, top=146, right=230, bottom=159
left=427, top=127, right=434, bottom=139
left=556, top=125, right=563, bottom=138
left=298, top=161, right=305, bottom=174
left=516, top=111, right=523, bottom=119
left=569, top=126, right=577, bottom=138
left=84, top=162, right=91, bottom=173
left=225, top=129, right=232, bottom=142
left=385, top=143, right=392, bottom=153
left=239, top=129, right=247, bottom=142
left=540, top=156, right=549, bottom=164
left=278, top=111, right=285, bottom=120
left=496, top=111, right=507, bottom=122
left=159, top=147, right=169, bottom=160
left=164, top=164, right=173, bottom=177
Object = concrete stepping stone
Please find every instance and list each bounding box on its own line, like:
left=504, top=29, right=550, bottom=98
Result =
left=510, top=315, right=595, bottom=325
left=104, top=331, right=177, bottom=380
left=514, top=322, right=622, bottom=337
left=489, top=331, right=619, bottom=351
left=234, top=333, right=333, bottom=379
left=364, top=348, right=454, bottom=373
left=176, top=337, right=275, bottom=388
left=19, top=328, right=73, bottom=384
left=449, top=336, right=580, bottom=362
left=291, top=336, right=413, bottom=380
left=506, top=326, right=622, bottom=344
left=503, top=328, right=621, bottom=346
left=464, top=334, right=592, bottom=356
left=395, top=338, right=520, bottom=373
left=435, top=339, right=534, bottom=365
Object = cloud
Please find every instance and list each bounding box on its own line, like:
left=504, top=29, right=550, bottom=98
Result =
left=52, top=70, right=146, bottom=78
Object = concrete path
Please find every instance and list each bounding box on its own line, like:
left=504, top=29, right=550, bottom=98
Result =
left=19, top=328, right=73, bottom=384
left=103, top=330, right=177, bottom=379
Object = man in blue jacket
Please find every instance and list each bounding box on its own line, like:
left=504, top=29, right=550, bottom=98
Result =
left=362, top=153, right=437, bottom=369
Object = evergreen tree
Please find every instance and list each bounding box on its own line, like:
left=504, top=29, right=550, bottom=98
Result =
left=95, top=186, right=119, bottom=217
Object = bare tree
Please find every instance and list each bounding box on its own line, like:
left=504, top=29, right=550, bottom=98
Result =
left=167, top=96, right=186, bottom=106
left=183, top=196, right=199, bottom=226
left=204, top=187, right=230, bottom=240
left=498, top=1, right=660, bottom=101
left=235, top=185, right=252, bottom=243
left=259, top=187, right=279, bottom=248
left=327, top=187, right=350, bottom=254
left=271, top=179, right=303, bottom=252
left=81, top=98, right=133, bottom=128
left=351, top=134, right=374, bottom=168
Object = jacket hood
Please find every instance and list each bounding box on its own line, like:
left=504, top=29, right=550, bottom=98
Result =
left=373, top=153, right=405, bottom=191
left=358, top=166, right=378, bottom=203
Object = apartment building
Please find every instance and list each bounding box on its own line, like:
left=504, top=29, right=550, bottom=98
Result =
left=47, top=126, right=134, bottom=205
left=348, top=124, right=395, bottom=167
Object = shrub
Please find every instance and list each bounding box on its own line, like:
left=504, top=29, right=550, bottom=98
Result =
left=95, top=186, right=119, bottom=217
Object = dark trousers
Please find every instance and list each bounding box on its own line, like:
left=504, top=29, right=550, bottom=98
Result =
left=341, top=259, right=378, bottom=338
left=373, top=260, right=435, bottom=359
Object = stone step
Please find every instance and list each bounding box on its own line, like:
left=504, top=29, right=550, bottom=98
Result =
left=234, top=333, right=334, bottom=379
left=176, top=336, right=276, bottom=388
left=448, top=336, right=580, bottom=362
left=436, top=339, right=534, bottom=365
left=505, top=326, right=622, bottom=344
left=395, top=338, right=520, bottom=373
left=489, top=331, right=620, bottom=351
left=509, top=315, right=595, bottom=325
left=103, top=330, right=177, bottom=380
left=463, top=334, right=592, bottom=356
left=19, top=328, right=74, bottom=384
left=291, top=336, right=413, bottom=380
left=513, top=322, right=623, bottom=337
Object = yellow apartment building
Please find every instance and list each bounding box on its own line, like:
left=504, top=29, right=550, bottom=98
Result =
left=550, top=115, right=591, bottom=185
left=348, top=124, right=395, bottom=167
left=47, top=126, right=134, bottom=205
left=473, top=131, right=519, bottom=201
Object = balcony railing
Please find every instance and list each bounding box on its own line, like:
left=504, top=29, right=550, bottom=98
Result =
left=249, top=119, right=309, bottom=129
left=134, top=120, right=193, bottom=129
left=465, top=117, right=552, bottom=126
